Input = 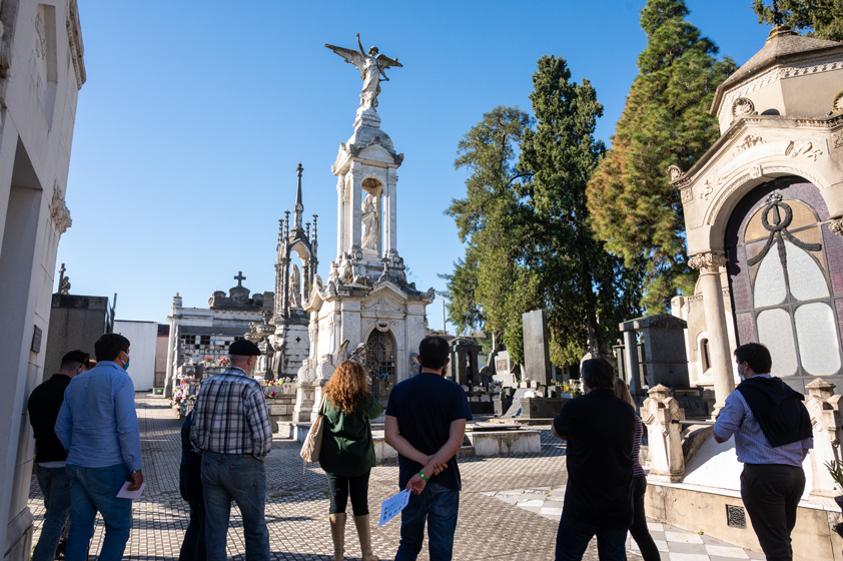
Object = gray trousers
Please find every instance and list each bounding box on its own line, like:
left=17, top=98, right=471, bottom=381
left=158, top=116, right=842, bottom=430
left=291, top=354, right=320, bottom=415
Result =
left=740, top=463, right=805, bottom=561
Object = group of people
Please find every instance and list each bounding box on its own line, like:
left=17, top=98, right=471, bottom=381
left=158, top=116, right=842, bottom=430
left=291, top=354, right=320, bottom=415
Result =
left=28, top=333, right=141, bottom=561
left=27, top=328, right=811, bottom=561
left=180, top=335, right=471, bottom=561
left=553, top=343, right=812, bottom=561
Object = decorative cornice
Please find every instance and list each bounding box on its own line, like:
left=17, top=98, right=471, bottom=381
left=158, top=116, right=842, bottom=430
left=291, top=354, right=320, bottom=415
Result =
left=49, top=189, right=71, bottom=235
left=688, top=251, right=727, bottom=272
left=717, top=57, right=843, bottom=115
left=673, top=113, right=843, bottom=192
left=66, top=0, right=86, bottom=89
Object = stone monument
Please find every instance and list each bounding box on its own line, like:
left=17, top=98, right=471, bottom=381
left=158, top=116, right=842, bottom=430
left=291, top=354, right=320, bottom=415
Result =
left=522, top=309, right=551, bottom=385
left=267, top=163, right=318, bottom=379
left=291, top=36, right=433, bottom=434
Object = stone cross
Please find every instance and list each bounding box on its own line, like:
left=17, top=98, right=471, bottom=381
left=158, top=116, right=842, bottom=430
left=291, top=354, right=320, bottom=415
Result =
left=234, top=271, right=246, bottom=287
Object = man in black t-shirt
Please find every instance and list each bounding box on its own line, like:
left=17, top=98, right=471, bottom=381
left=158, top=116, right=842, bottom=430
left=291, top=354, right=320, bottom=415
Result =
left=385, top=336, right=472, bottom=561
left=552, top=358, right=635, bottom=561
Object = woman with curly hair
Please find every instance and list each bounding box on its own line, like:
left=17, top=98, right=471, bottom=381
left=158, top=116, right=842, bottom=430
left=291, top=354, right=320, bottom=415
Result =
left=320, top=360, right=383, bottom=561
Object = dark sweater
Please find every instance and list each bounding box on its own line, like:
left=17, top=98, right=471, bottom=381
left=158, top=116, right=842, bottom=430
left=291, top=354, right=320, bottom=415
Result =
left=28, top=374, right=72, bottom=463
left=737, top=376, right=812, bottom=447
left=553, top=389, right=635, bottom=528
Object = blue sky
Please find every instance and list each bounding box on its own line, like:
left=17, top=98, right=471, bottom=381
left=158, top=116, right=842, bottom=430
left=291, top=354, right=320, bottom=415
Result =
left=60, top=1, right=766, bottom=330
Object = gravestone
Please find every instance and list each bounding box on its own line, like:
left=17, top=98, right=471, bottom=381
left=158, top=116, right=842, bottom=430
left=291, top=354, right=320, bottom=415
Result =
left=493, top=350, right=516, bottom=387
left=522, top=309, right=551, bottom=386
left=449, top=337, right=481, bottom=386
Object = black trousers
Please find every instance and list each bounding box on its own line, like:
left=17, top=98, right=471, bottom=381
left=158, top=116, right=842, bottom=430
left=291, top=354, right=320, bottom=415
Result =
left=327, top=471, right=371, bottom=515
left=629, top=476, right=660, bottom=561
left=179, top=466, right=207, bottom=561
left=740, top=463, right=805, bottom=561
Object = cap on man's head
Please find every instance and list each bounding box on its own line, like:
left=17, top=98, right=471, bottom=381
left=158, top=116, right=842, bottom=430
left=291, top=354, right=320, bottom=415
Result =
left=61, top=350, right=90, bottom=367
left=229, top=339, right=261, bottom=356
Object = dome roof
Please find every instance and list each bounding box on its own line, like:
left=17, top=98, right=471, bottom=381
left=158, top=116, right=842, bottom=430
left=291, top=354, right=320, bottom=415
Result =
left=712, top=26, right=843, bottom=113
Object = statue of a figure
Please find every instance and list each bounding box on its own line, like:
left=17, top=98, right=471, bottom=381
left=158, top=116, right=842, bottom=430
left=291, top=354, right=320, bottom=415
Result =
left=325, top=33, right=403, bottom=110
left=361, top=193, right=379, bottom=250
left=57, top=263, right=71, bottom=295
left=288, top=263, right=302, bottom=308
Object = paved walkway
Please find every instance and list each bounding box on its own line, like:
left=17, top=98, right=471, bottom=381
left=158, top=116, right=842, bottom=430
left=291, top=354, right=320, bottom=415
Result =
left=27, top=395, right=764, bottom=560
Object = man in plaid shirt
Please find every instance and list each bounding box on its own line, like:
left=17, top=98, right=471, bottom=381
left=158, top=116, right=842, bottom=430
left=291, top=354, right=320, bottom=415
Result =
left=190, top=339, right=272, bottom=561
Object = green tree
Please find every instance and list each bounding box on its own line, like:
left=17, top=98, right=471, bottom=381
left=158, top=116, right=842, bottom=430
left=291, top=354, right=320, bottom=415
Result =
left=753, top=0, right=843, bottom=40
left=586, top=0, right=735, bottom=313
left=518, top=55, right=629, bottom=363
left=446, top=106, right=538, bottom=362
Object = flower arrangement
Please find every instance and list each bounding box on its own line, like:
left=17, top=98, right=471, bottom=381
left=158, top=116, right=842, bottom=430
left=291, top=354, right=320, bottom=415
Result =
left=262, top=378, right=291, bottom=399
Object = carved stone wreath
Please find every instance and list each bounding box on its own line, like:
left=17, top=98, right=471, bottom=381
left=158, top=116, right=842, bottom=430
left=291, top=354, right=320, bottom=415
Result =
left=834, top=91, right=843, bottom=114
left=731, top=97, right=756, bottom=119
left=666, top=165, right=684, bottom=182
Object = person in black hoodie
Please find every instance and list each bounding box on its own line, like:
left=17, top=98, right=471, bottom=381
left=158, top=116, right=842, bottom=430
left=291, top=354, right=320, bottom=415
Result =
left=27, top=350, right=89, bottom=561
left=713, top=343, right=813, bottom=561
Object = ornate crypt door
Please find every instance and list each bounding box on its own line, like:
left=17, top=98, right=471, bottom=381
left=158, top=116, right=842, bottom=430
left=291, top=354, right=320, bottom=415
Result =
left=366, top=329, right=396, bottom=401
left=726, top=178, right=843, bottom=392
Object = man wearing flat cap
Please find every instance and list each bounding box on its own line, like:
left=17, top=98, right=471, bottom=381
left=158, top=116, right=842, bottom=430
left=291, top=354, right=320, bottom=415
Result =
left=190, top=339, right=272, bottom=561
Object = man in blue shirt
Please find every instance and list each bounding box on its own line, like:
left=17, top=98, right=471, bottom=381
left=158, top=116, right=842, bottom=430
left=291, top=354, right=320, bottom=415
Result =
left=56, top=333, right=142, bottom=561
left=713, top=343, right=813, bottom=561
left=385, top=336, right=472, bottom=561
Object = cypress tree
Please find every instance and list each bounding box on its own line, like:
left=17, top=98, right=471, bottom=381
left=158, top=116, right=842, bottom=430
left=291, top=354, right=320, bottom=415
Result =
left=446, top=106, right=538, bottom=362
left=518, top=56, right=628, bottom=362
left=586, top=0, right=735, bottom=312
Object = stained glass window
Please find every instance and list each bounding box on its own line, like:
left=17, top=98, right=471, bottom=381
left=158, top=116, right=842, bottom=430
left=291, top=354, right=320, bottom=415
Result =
left=745, top=193, right=841, bottom=376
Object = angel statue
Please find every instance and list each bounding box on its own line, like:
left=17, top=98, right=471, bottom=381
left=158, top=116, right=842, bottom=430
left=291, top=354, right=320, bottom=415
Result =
left=325, top=33, right=403, bottom=110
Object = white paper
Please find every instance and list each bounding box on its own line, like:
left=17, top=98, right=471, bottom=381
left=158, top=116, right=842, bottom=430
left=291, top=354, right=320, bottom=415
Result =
left=378, top=489, right=411, bottom=527
left=116, top=481, right=145, bottom=500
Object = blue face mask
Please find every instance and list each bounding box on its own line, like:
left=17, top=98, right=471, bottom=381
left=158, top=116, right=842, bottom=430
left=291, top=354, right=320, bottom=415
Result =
left=123, top=356, right=130, bottom=371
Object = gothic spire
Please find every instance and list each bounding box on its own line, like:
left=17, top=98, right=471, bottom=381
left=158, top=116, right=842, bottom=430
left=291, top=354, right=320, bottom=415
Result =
left=294, top=162, right=304, bottom=231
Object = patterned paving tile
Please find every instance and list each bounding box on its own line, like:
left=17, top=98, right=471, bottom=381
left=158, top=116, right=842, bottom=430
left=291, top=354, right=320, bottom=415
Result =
left=27, top=395, right=767, bottom=561
left=484, top=486, right=766, bottom=561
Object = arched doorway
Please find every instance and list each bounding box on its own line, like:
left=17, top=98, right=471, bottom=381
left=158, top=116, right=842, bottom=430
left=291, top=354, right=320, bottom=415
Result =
left=366, top=329, right=396, bottom=400
left=725, top=178, right=843, bottom=391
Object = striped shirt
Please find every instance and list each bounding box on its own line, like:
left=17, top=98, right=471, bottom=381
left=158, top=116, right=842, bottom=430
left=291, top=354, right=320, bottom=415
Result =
left=190, top=367, right=272, bottom=458
left=632, top=415, right=646, bottom=477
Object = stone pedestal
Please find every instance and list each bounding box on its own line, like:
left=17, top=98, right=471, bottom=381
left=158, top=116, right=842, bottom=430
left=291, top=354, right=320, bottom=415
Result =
left=292, top=381, right=317, bottom=424
left=641, top=384, right=686, bottom=482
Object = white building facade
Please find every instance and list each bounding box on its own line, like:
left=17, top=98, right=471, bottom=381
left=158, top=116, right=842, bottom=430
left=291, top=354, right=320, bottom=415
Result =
left=0, top=1, right=85, bottom=558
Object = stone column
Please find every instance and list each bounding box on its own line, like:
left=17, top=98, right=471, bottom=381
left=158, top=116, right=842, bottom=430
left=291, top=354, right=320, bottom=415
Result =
left=387, top=171, right=398, bottom=255
left=689, top=251, right=734, bottom=411
left=641, top=384, right=686, bottom=482
left=350, top=168, right=362, bottom=250
left=804, top=378, right=843, bottom=497
left=622, top=329, right=640, bottom=396
left=336, top=176, right=345, bottom=256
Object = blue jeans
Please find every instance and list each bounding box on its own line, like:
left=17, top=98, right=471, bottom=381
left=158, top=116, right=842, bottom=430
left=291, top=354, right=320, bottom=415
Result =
left=65, top=464, right=133, bottom=561
left=395, top=482, right=459, bottom=561
left=201, top=453, right=269, bottom=561
left=554, top=512, right=628, bottom=561
left=32, top=466, right=71, bottom=561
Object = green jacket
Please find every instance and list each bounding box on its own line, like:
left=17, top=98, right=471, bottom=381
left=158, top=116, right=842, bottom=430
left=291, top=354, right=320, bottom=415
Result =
left=318, top=394, right=383, bottom=477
